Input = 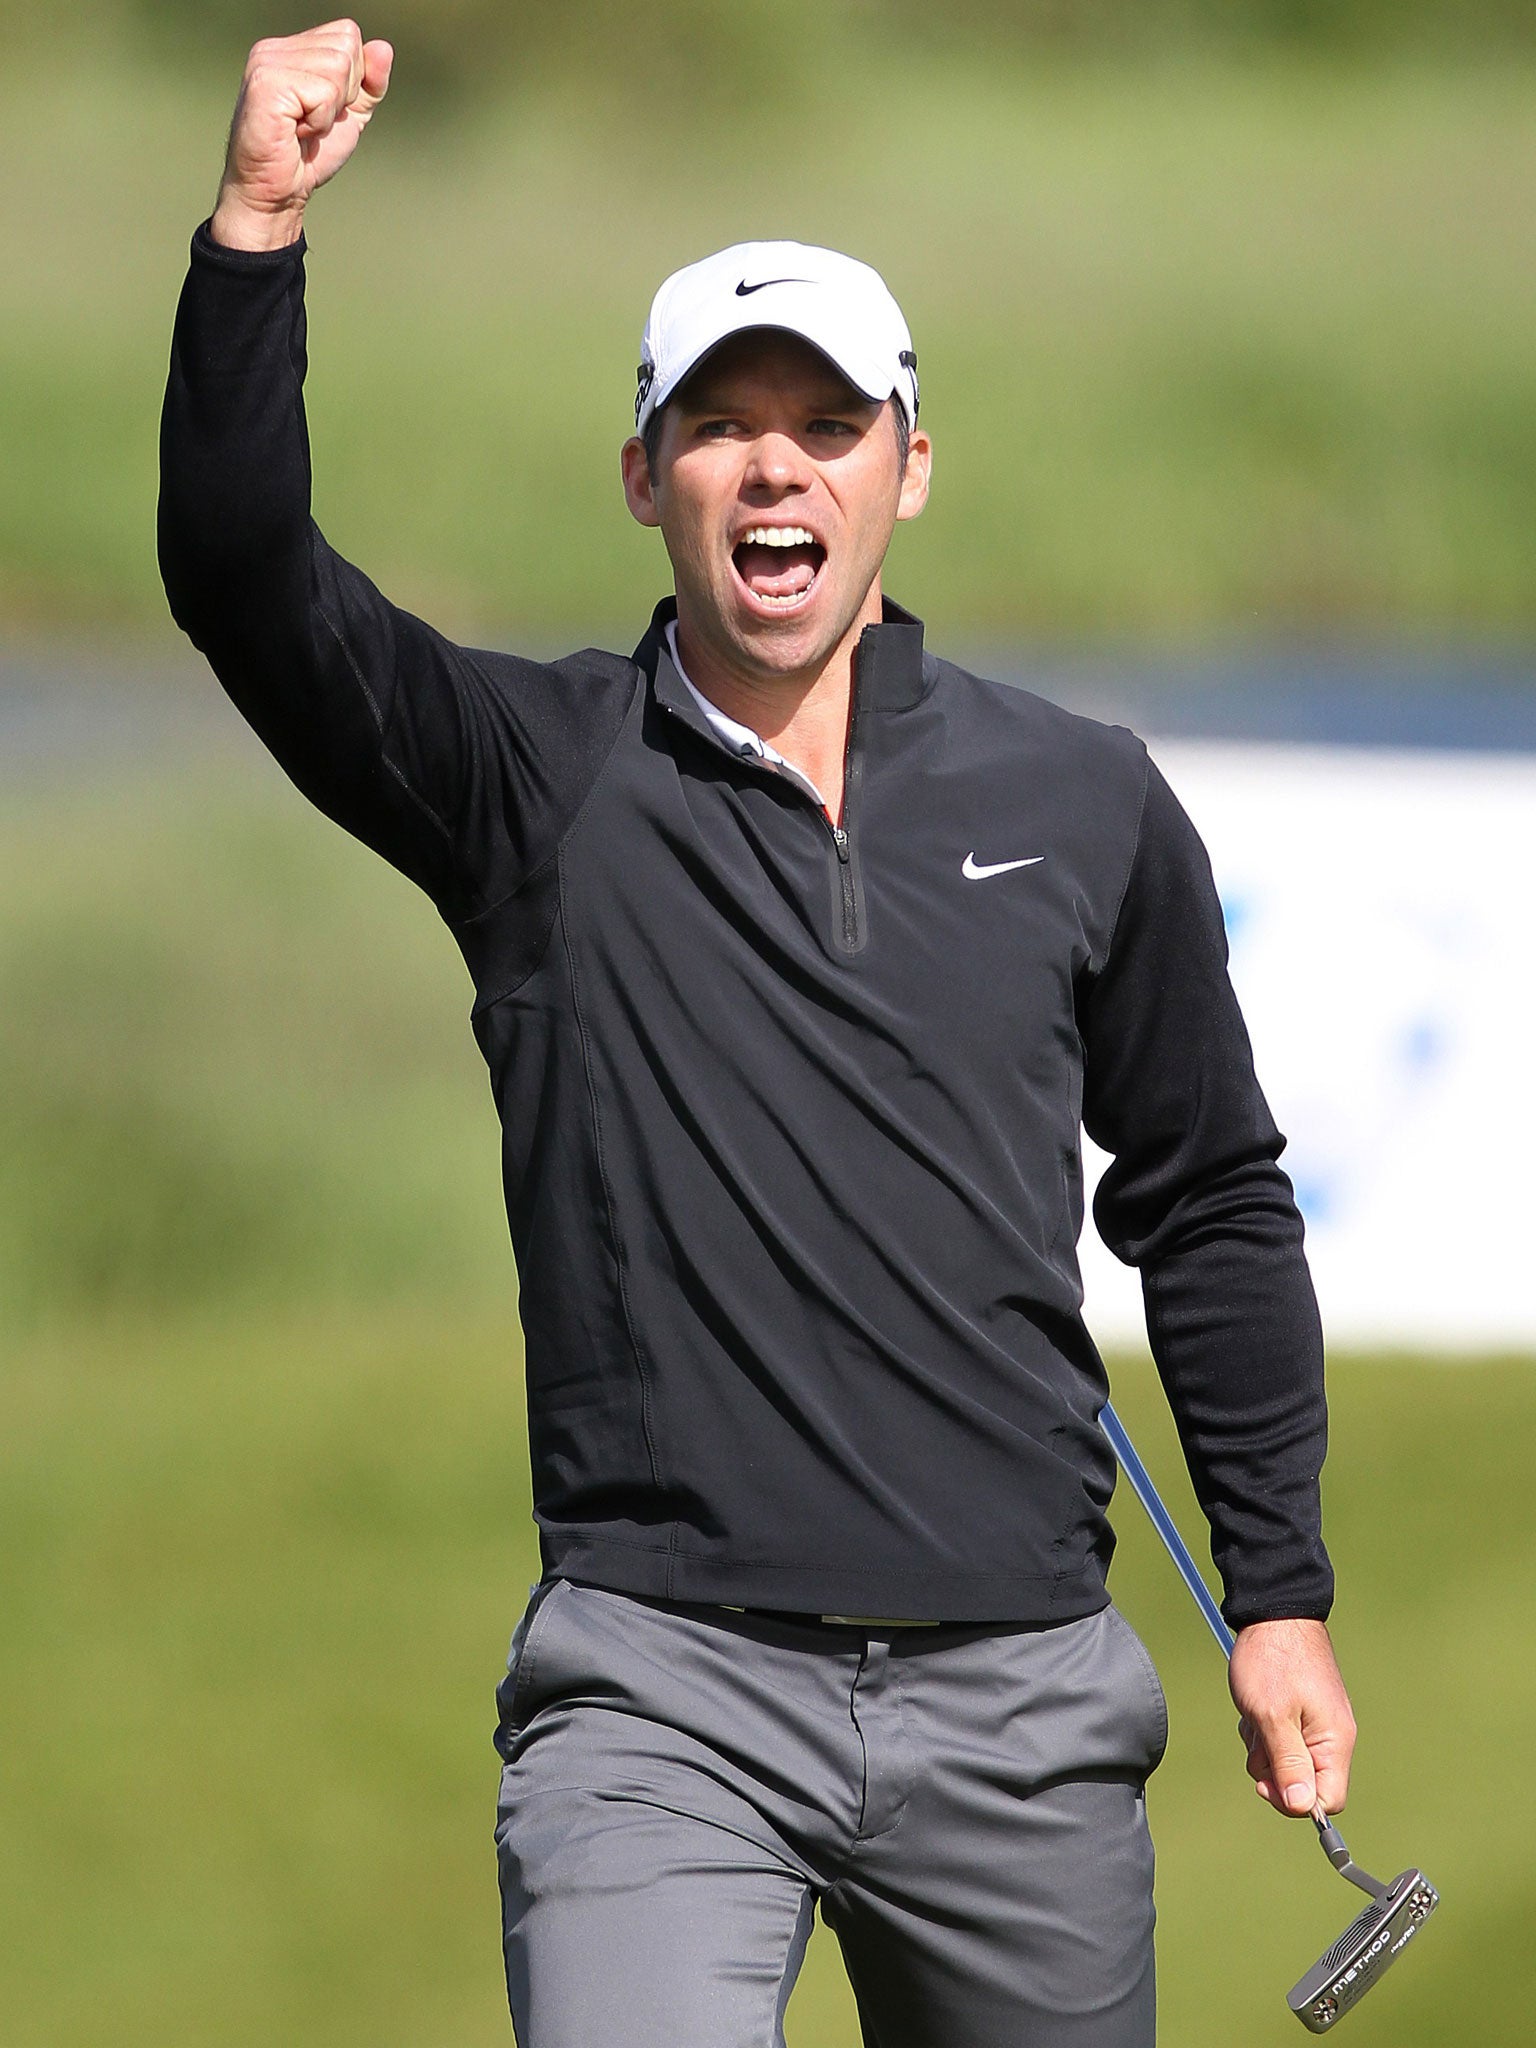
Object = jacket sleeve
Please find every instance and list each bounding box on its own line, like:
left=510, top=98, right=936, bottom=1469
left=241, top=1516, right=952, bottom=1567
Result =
left=1079, top=754, right=1334, bottom=1630
left=157, top=223, right=624, bottom=918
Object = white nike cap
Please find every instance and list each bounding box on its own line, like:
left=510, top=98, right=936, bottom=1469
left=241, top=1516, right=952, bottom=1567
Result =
left=634, top=240, right=919, bottom=436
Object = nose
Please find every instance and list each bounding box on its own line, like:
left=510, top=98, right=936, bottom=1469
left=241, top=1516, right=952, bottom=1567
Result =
left=743, top=429, right=812, bottom=496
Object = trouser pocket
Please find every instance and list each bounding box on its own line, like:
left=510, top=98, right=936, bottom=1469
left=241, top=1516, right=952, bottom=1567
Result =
left=493, top=1578, right=566, bottom=1756
left=1104, top=1603, right=1170, bottom=1775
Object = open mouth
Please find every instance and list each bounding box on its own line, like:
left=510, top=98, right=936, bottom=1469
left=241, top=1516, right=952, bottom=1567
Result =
left=731, top=524, right=827, bottom=611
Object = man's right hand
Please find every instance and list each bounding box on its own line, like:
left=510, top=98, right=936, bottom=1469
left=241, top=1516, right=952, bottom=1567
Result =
left=210, top=20, right=393, bottom=252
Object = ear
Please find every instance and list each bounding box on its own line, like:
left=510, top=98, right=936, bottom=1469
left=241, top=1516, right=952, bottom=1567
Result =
left=621, top=435, right=662, bottom=528
left=896, top=426, right=932, bottom=524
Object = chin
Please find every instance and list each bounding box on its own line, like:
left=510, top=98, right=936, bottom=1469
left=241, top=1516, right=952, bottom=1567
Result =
left=730, top=577, right=865, bottom=670
left=732, top=611, right=844, bottom=678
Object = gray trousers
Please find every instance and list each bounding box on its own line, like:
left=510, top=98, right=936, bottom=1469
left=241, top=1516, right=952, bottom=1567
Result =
left=493, top=1580, right=1168, bottom=2048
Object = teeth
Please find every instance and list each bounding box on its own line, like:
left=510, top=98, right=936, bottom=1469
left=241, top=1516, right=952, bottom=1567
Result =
left=741, top=526, right=817, bottom=548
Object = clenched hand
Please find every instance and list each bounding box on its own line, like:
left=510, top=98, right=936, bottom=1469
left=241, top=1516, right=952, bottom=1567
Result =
left=211, top=19, right=393, bottom=251
left=1230, top=1616, right=1357, bottom=1819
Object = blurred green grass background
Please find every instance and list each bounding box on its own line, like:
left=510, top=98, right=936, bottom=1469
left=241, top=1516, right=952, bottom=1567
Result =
left=7, top=1291, right=1534, bottom=2048
left=2, top=27, right=1533, bottom=638
left=6, top=5, right=1533, bottom=2042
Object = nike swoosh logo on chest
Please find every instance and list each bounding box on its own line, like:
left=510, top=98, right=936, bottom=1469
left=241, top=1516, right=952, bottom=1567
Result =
left=961, top=852, right=1045, bottom=880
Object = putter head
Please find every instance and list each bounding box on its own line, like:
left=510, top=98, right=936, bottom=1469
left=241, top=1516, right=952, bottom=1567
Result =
left=1288, top=1868, right=1439, bottom=2031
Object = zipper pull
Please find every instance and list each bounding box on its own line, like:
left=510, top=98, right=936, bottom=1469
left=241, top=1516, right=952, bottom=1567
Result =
left=831, top=824, right=851, bottom=862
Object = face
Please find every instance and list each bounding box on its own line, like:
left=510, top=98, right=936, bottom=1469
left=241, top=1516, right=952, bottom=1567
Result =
left=621, top=329, right=930, bottom=687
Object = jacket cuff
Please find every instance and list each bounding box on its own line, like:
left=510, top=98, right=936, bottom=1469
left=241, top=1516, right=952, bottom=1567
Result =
left=191, top=217, right=308, bottom=271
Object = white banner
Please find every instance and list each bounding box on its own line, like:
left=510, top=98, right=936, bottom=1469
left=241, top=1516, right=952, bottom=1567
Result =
left=1079, top=742, right=1536, bottom=1353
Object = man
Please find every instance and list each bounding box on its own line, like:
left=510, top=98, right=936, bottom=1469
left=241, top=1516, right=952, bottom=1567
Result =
left=159, top=21, right=1357, bottom=2047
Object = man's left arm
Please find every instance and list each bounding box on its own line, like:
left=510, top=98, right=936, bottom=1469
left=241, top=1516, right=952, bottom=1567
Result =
left=1080, top=753, right=1357, bottom=1818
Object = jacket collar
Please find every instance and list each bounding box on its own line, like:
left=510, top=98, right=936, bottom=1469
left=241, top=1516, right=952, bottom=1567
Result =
left=634, top=594, right=932, bottom=725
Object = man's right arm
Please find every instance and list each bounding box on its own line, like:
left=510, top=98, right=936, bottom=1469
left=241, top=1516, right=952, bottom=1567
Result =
left=159, top=24, right=625, bottom=916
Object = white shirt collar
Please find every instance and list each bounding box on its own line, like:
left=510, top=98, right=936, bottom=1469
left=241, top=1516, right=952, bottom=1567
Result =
left=664, top=619, right=829, bottom=812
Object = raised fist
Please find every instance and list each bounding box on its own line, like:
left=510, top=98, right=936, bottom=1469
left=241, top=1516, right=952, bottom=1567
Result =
left=211, top=20, right=393, bottom=250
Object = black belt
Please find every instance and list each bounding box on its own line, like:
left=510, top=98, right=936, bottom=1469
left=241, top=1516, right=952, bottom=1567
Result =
left=725, top=1605, right=943, bottom=1629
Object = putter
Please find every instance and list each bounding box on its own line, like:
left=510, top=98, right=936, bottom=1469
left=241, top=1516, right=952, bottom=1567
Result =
left=1097, top=1401, right=1439, bottom=2033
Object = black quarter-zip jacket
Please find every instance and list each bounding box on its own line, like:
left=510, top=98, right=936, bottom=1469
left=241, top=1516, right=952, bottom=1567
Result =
left=158, top=224, right=1334, bottom=1628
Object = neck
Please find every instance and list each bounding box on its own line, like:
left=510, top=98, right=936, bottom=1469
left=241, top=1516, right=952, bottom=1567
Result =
left=672, top=579, right=883, bottom=762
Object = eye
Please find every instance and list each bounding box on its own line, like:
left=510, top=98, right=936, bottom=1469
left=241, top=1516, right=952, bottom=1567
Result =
left=694, top=417, right=743, bottom=440
left=808, top=417, right=858, bottom=438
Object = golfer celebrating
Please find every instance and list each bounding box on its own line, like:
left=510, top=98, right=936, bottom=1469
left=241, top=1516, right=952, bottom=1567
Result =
left=159, top=23, right=1357, bottom=2046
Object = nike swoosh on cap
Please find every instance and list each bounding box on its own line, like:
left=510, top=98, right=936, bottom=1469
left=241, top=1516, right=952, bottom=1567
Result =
left=962, top=852, right=1045, bottom=879
left=735, top=277, right=811, bottom=296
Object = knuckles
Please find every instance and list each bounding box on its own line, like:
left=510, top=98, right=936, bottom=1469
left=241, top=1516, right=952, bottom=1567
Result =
left=245, top=20, right=364, bottom=75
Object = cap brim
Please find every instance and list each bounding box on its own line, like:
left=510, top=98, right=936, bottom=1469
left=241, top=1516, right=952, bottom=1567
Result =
left=642, top=314, right=897, bottom=430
